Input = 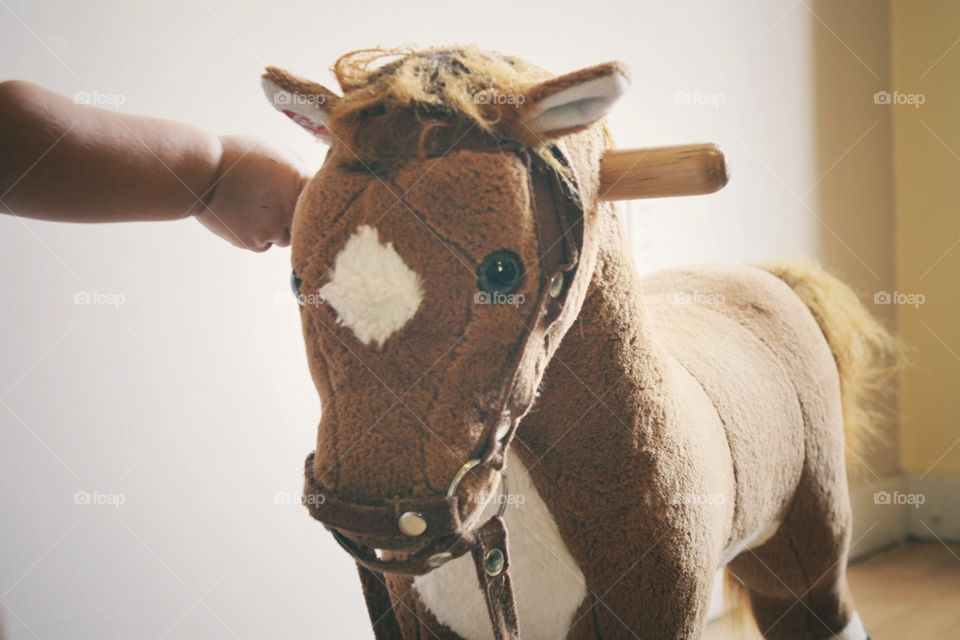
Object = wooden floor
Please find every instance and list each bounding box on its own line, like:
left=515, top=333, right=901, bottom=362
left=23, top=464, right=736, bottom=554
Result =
left=704, top=541, right=960, bottom=639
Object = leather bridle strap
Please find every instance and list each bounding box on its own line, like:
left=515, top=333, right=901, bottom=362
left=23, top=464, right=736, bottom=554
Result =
left=356, top=565, right=404, bottom=640
left=471, top=517, right=518, bottom=639
left=471, top=147, right=581, bottom=470
left=303, top=147, right=582, bottom=640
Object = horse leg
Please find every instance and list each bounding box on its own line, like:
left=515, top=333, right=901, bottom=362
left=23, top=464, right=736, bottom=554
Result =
left=728, top=469, right=868, bottom=640
left=563, top=519, right=720, bottom=640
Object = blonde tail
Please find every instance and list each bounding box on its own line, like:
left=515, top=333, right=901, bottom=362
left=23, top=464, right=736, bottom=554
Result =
left=758, top=260, right=898, bottom=470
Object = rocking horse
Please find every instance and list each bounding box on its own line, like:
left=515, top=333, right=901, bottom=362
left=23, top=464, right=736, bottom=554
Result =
left=262, top=46, right=893, bottom=639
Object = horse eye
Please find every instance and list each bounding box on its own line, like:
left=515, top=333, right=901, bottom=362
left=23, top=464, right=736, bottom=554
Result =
left=291, top=270, right=304, bottom=306
left=477, top=250, right=524, bottom=294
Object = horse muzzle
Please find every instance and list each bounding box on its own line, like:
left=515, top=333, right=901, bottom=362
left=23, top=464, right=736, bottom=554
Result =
left=302, top=452, right=508, bottom=575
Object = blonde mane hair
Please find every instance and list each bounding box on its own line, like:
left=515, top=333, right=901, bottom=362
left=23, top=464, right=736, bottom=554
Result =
left=327, top=46, right=581, bottom=176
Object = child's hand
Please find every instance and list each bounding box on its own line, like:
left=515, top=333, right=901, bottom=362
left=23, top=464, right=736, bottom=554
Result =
left=194, top=135, right=310, bottom=252
left=0, top=81, right=312, bottom=252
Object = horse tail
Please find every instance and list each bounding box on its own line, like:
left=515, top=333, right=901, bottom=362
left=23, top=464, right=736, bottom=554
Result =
left=758, top=260, right=898, bottom=470
left=721, top=569, right=753, bottom=632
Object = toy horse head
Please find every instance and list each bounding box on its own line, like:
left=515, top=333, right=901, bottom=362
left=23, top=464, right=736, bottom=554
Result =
left=262, top=47, right=723, bottom=572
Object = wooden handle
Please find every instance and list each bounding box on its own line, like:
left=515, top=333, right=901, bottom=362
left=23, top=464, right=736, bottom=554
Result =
left=598, top=144, right=729, bottom=201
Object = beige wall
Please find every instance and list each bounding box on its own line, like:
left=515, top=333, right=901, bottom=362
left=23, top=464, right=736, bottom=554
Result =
left=627, top=1, right=902, bottom=479
left=891, top=1, right=960, bottom=477
left=812, top=0, right=900, bottom=479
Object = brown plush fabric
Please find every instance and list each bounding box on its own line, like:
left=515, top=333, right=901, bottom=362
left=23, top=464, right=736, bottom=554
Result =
left=272, top=46, right=889, bottom=639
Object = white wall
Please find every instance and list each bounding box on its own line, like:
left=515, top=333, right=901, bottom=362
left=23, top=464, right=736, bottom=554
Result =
left=0, top=1, right=895, bottom=638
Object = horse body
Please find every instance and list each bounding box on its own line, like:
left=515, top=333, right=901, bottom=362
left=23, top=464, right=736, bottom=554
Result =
left=264, top=46, right=888, bottom=639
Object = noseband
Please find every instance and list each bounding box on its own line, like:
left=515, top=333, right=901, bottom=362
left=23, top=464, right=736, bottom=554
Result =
left=302, top=141, right=585, bottom=640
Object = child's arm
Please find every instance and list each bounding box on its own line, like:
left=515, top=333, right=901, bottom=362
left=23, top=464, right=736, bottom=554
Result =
left=0, top=80, right=309, bottom=251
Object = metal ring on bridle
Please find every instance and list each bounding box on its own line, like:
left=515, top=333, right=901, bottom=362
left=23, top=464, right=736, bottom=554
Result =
left=446, top=458, right=510, bottom=519
left=447, top=458, right=482, bottom=498
left=495, top=473, right=509, bottom=519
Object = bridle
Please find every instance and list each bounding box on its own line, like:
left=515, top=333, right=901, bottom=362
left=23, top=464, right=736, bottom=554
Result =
left=301, top=134, right=585, bottom=640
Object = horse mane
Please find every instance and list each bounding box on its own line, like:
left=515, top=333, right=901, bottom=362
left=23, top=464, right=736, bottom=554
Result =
left=328, top=46, right=577, bottom=176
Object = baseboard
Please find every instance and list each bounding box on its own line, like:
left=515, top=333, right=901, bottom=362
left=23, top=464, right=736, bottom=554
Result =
left=848, top=472, right=960, bottom=557
left=904, top=474, right=960, bottom=542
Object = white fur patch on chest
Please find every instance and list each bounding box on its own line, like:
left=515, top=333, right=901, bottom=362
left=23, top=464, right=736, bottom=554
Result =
left=413, top=451, right=587, bottom=640
left=319, top=225, right=423, bottom=347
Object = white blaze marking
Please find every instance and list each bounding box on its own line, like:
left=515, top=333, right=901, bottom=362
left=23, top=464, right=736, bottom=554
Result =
left=319, top=225, right=423, bottom=347
left=414, top=451, right=587, bottom=640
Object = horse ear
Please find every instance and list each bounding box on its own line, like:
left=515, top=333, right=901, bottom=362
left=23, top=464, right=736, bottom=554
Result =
left=261, top=66, right=340, bottom=143
left=520, top=62, right=629, bottom=138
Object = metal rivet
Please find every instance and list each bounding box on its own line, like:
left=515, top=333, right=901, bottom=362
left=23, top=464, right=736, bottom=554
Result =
left=398, top=511, right=427, bottom=537
left=484, top=548, right=505, bottom=576
left=548, top=273, right=564, bottom=299
left=428, top=552, right=453, bottom=568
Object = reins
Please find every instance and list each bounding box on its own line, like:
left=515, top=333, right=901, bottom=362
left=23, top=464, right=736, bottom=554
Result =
left=302, top=143, right=584, bottom=640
